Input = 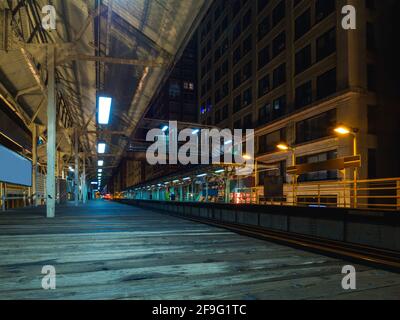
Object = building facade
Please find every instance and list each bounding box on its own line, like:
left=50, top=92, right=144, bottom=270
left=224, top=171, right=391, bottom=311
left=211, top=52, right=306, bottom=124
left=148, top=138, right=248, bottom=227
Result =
left=197, top=0, right=393, bottom=199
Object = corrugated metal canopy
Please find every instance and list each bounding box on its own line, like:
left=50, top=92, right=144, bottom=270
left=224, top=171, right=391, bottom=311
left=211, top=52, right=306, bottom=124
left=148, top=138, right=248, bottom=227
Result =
left=0, top=0, right=210, bottom=181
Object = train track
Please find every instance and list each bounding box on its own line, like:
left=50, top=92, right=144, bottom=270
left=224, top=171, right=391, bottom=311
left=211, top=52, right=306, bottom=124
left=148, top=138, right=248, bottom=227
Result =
left=168, top=213, right=400, bottom=273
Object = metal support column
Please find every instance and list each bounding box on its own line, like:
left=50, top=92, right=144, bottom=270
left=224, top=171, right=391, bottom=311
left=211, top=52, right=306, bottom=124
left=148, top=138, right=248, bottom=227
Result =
left=74, top=128, right=79, bottom=207
left=225, top=177, right=230, bottom=204
left=205, top=180, right=209, bottom=203
left=46, top=45, right=56, bottom=218
left=82, top=155, right=87, bottom=204
left=32, top=124, right=38, bottom=207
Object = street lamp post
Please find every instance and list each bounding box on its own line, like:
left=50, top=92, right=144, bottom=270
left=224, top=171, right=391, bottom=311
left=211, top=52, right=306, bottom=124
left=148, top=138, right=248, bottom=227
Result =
left=334, top=126, right=359, bottom=208
left=277, top=143, right=297, bottom=205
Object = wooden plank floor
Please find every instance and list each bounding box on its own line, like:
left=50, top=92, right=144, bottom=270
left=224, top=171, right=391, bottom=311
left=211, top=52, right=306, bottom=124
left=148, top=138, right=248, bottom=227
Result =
left=0, top=201, right=399, bottom=300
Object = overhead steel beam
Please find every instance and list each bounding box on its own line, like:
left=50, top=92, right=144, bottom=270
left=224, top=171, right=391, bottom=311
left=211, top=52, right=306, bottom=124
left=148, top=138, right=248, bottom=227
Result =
left=58, top=54, right=167, bottom=67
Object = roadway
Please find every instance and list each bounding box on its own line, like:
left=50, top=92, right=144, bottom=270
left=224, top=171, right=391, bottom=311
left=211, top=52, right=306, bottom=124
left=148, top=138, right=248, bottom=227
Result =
left=0, top=201, right=399, bottom=300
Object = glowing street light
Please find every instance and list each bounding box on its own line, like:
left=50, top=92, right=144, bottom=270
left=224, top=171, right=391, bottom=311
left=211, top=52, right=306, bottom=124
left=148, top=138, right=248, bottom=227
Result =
left=97, top=142, right=106, bottom=154
left=334, top=126, right=352, bottom=135
left=277, top=143, right=291, bottom=151
left=98, top=96, right=112, bottom=125
left=242, top=154, right=253, bottom=160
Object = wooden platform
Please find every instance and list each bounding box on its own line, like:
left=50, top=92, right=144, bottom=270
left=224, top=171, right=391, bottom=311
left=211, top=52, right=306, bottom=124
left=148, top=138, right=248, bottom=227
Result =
left=0, top=201, right=399, bottom=300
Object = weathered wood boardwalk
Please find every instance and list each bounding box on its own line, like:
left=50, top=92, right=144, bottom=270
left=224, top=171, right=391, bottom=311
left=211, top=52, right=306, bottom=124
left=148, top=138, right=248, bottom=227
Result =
left=0, top=201, right=399, bottom=300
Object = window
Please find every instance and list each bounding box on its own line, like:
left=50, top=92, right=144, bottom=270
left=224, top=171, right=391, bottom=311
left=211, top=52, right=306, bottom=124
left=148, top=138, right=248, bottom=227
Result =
left=316, top=28, right=336, bottom=61
left=315, top=0, right=335, bottom=23
left=233, top=70, right=242, bottom=89
left=295, top=9, right=311, bottom=40
left=367, top=105, right=378, bottom=135
left=233, top=21, right=242, bottom=40
left=258, top=45, right=270, bottom=70
left=317, top=68, right=336, bottom=100
left=243, top=35, right=252, bottom=56
left=296, top=109, right=336, bottom=144
left=221, top=59, right=229, bottom=75
left=258, top=103, right=272, bottom=126
left=259, top=129, right=286, bottom=154
left=295, top=45, right=312, bottom=74
left=222, top=104, right=229, bottom=120
left=183, top=82, right=194, bottom=91
left=243, top=9, right=252, bottom=30
left=169, top=81, right=181, bottom=98
left=272, top=32, right=286, bottom=57
left=273, top=63, right=286, bottom=88
left=295, top=81, right=312, bottom=109
left=367, top=64, right=376, bottom=91
left=366, top=22, right=376, bottom=51
left=215, top=109, right=221, bottom=124
left=258, top=74, right=270, bottom=98
left=368, top=149, right=377, bottom=179
left=234, top=119, right=242, bottom=129
left=272, top=95, right=286, bottom=119
left=272, top=1, right=286, bottom=25
left=242, top=61, right=252, bottom=82
left=258, top=16, right=270, bottom=41
left=258, top=0, right=270, bottom=13
left=297, top=150, right=338, bottom=182
left=233, top=46, right=241, bottom=65
left=243, top=88, right=253, bottom=107
left=233, top=94, right=242, bottom=113
left=222, top=82, right=229, bottom=98
left=243, top=114, right=253, bottom=129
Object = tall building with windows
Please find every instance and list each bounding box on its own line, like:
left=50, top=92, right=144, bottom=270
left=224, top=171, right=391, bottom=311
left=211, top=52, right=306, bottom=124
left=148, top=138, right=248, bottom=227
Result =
left=197, top=0, right=397, bottom=194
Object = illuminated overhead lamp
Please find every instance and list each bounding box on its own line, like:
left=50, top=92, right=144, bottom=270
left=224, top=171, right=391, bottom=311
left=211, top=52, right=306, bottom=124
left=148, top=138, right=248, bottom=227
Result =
left=182, top=177, right=191, bottom=181
left=334, top=126, right=352, bottom=135
left=68, top=166, right=74, bottom=172
left=98, top=169, right=103, bottom=173
left=197, top=173, right=207, bottom=178
left=277, top=143, right=290, bottom=151
left=162, top=125, right=169, bottom=132
left=215, top=169, right=225, bottom=174
left=97, top=142, right=106, bottom=154
left=192, top=129, right=200, bottom=135
left=98, top=160, right=104, bottom=167
left=173, top=180, right=180, bottom=183
left=91, top=182, right=98, bottom=185
left=98, top=96, right=112, bottom=125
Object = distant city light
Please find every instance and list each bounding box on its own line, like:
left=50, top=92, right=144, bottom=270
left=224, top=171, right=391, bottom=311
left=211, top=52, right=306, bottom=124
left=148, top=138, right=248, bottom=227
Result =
left=68, top=166, right=74, bottom=172
left=98, top=96, right=112, bottom=125
left=97, top=142, right=106, bottom=154
left=242, top=154, right=252, bottom=160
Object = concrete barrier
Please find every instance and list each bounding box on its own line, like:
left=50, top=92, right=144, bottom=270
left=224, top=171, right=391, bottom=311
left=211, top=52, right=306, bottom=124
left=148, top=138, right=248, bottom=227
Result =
left=119, top=199, right=400, bottom=252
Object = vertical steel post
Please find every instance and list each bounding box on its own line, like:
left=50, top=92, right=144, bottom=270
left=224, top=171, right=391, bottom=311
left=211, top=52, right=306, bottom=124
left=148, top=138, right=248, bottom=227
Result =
left=83, top=155, right=87, bottom=204
left=46, top=45, right=56, bottom=218
left=74, top=128, right=79, bottom=207
left=32, top=124, right=38, bottom=207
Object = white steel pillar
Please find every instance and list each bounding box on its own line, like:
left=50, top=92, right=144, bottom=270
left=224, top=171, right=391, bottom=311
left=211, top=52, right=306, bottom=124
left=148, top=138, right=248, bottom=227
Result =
left=82, top=155, right=87, bottom=204
left=32, top=124, right=38, bottom=207
left=46, top=45, right=56, bottom=218
left=74, top=128, right=79, bottom=207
